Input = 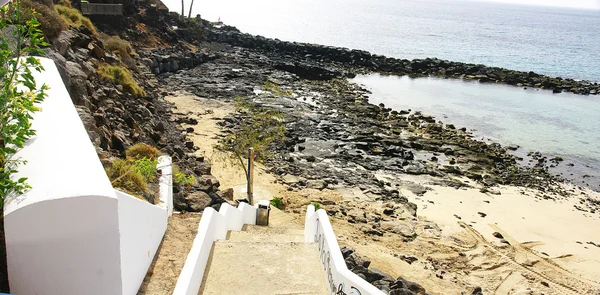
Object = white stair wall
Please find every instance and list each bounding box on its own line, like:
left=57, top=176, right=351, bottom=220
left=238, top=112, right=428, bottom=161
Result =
left=305, top=205, right=386, bottom=295
left=172, top=202, right=256, bottom=295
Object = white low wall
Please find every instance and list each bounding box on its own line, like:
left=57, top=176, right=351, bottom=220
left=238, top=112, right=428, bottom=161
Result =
left=5, top=58, right=124, bottom=295
left=305, top=206, right=386, bottom=295
left=4, top=57, right=173, bottom=295
left=173, top=202, right=256, bottom=295
left=158, top=156, right=174, bottom=216
left=117, top=190, right=168, bottom=295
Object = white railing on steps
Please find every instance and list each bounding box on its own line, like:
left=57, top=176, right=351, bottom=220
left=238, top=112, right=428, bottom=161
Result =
left=305, top=205, right=386, bottom=295
left=173, top=202, right=257, bottom=295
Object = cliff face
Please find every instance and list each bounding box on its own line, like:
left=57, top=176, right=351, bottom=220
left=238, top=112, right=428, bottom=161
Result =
left=41, top=2, right=226, bottom=212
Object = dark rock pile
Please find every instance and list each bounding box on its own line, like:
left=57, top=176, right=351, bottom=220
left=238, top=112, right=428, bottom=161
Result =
left=139, top=47, right=220, bottom=75
left=341, top=246, right=431, bottom=295
left=207, top=28, right=599, bottom=95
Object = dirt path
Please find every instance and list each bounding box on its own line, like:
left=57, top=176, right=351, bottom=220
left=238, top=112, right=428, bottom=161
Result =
left=164, top=91, right=600, bottom=295
left=137, top=213, right=202, bottom=295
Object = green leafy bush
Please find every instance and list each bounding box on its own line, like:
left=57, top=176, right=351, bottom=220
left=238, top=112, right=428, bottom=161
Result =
left=21, top=0, right=66, bottom=41
left=270, top=197, right=284, bottom=209
left=1, top=1, right=49, bottom=289
left=312, top=202, right=321, bottom=211
left=106, top=144, right=162, bottom=198
left=97, top=63, right=146, bottom=97
left=55, top=4, right=97, bottom=35
left=1, top=0, right=49, bottom=202
left=133, top=157, right=158, bottom=182
left=125, top=143, right=161, bottom=160
left=174, top=172, right=196, bottom=186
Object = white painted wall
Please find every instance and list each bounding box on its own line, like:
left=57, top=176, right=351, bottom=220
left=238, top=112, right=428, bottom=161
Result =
left=158, top=156, right=174, bottom=215
left=4, top=58, right=124, bottom=295
left=117, top=190, right=168, bottom=295
left=305, top=206, right=387, bottom=295
left=173, top=202, right=257, bottom=295
left=4, top=58, right=174, bottom=295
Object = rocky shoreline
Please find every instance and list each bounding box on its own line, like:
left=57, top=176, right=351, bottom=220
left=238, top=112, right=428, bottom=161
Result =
left=207, top=27, right=600, bottom=95
left=158, top=42, right=580, bottom=198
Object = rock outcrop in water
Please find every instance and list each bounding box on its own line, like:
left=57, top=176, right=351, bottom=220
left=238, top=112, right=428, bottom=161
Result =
left=207, top=28, right=599, bottom=95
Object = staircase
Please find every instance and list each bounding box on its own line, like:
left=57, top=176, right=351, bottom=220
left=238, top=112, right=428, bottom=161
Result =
left=198, top=209, right=329, bottom=295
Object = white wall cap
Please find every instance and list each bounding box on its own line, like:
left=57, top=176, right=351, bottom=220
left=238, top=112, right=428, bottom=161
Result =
left=4, top=57, right=116, bottom=215
left=257, top=200, right=270, bottom=207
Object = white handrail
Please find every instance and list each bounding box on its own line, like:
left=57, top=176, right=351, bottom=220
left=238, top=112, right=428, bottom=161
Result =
left=173, top=202, right=256, bottom=295
left=305, top=205, right=386, bottom=295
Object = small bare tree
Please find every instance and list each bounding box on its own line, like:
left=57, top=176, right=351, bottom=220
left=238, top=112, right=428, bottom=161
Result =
left=187, top=0, right=194, bottom=18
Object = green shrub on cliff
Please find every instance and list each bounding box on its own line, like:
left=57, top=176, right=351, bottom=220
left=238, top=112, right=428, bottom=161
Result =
left=55, top=4, right=97, bottom=35
left=21, top=0, right=66, bottom=41
left=106, top=158, right=149, bottom=195
left=106, top=144, right=162, bottom=200
left=125, top=143, right=161, bottom=160
left=102, top=35, right=137, bottom=70
left=97, top=63, right=146, bottom=97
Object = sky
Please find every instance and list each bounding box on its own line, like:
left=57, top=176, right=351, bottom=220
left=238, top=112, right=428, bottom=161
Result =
left=476, top=0, right=600, bottom=10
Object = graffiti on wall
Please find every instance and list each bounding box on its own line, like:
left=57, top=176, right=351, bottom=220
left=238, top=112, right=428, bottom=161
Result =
left=314, top=218, right=363, bottom=295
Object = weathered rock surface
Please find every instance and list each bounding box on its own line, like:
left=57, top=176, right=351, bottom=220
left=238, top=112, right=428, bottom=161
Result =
left=341, top=246, right=431, bottom=295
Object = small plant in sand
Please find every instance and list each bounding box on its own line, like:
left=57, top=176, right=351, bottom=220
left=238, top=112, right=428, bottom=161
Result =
left=312, top=202, right=322, bottom=211
left=270, top=197, right=285, bottom=209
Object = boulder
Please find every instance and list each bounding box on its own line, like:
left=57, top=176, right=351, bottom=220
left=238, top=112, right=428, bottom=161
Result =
left=186, top=191, right=212, bottom=211
left=197, top=174, right=220, bottom=192
left=54, top=30, right=75, bottom=56
left=380, top=221, right=417, bottom=240
left=66, top=61, right=90, bottom=107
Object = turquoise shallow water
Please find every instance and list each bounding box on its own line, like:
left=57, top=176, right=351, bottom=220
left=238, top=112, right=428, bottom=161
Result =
left=175, top=0, right=600, bottom=80
left=352, top=74, right=600, bottom=190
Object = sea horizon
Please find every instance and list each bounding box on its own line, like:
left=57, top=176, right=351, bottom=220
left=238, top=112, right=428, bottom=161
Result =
left=164, top=0, right=600, bottom=81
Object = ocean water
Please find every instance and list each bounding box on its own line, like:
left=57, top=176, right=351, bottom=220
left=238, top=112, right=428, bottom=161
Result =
left=351, top=74, right=600, bottom=191
left=177, top=0, right=600, bottom=81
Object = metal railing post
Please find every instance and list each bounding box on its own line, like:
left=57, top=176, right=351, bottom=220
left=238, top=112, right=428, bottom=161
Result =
left=247, top=148, right=254, bottom=205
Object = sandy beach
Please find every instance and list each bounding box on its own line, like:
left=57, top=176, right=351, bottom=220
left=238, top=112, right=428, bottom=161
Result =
left=164, top=91, right=600, bottom=294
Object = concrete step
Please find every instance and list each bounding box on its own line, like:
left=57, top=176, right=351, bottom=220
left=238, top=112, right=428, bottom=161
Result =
left=268, top=207, right=302, bottom=228
left=243, top=224, right=305, bottom=236
left=227, top=230, right=305, bottom=243
left=199, top=241, right=328, bottom=295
